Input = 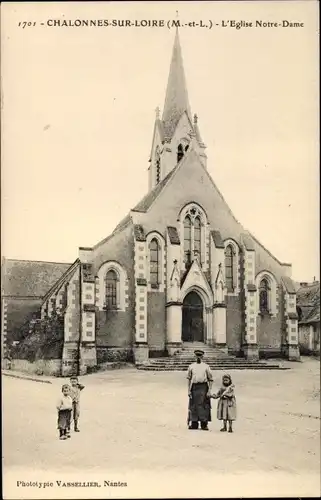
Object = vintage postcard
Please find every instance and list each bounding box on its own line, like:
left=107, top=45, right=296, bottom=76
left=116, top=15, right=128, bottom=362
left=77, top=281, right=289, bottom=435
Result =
left=1, top=1, right=320, bottom=499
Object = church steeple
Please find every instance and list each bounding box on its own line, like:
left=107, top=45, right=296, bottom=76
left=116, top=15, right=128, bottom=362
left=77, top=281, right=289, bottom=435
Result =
left=162, top=29, right=192, bottom=140
left=148, top=30, right=207, bottom=191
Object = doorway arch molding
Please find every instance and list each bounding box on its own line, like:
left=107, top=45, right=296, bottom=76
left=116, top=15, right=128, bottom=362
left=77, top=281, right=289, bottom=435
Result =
left=181, top=284, right=213, bottom=308
left=181, top=285, right=214, bottom=344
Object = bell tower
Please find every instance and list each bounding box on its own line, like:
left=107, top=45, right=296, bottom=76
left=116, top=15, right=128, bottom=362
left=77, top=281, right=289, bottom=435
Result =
left=148, top=30, right=207, bottom=191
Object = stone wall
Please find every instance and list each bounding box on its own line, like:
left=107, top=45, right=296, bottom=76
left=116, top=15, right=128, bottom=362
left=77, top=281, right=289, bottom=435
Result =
left=257, top=312, right=283, bottom=358
left=11, top=358, right=62, bottom=376
left=147, top=291, right=166, bottom=354
left=226, top=295, right=243, bottom=355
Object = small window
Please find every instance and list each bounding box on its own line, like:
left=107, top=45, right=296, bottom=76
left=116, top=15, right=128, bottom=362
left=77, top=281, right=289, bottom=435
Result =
left=225, top=245, right=234, bottom=292
left=149, top=238, right=159, bottom=286
left=177, top=143, right=184, bottom=163
left=259, top=279, right=269, bottom=313
left=105, top=270, right=117, bottom=309
left=184, top=216, right=192, bottom=264
left=194, top=216, right=201, bottom=257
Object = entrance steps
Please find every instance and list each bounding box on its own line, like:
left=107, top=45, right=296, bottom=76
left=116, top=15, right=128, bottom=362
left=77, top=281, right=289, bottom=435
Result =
left=137, top=343, right=286, bottom=371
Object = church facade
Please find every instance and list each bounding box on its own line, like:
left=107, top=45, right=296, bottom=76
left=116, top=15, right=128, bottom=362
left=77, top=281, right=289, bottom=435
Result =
left=25, top=31, right=300, bottom=375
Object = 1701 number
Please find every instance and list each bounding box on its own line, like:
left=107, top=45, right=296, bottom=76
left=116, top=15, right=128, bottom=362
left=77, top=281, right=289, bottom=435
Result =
left=18, top=21, right=37, bottom=29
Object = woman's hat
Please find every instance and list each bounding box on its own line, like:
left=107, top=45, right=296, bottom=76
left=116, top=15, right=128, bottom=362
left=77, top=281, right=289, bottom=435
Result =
left=194, top=349, right=204, bottom=356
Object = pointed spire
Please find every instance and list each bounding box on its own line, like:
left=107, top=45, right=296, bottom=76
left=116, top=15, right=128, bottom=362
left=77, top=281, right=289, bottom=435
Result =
left=162, top=29, right=192, bottom=140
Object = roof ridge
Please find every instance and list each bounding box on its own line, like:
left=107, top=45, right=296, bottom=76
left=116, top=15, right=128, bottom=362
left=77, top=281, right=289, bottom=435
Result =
left=195, top=155, right=243, bottom=228
left=248, top=231, right=283, bottom=267
left=3, top=258, right=72, bottom=265
left=93, top=215, right=133, bottom=250
left=42, top=259, right=80, bottom=302
left=132, top=160, right=182, bottom=213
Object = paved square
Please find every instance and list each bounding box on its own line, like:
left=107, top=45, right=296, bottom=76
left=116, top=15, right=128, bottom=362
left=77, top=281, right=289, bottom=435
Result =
left=3, top=358, right=320, bottom=498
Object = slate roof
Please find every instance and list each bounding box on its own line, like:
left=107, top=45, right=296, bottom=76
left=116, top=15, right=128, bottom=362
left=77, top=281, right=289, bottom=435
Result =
left=167, top=226, right=180, bottom=245
left=132, top=165, right=178, bottom=213
left=241, top=232, right=255, bottom=251
left=112, top=213, right=132, bottom=234
left=211, top=230, right=225, bottom=249
left=297, top=282, right=320, bottom=324
left=2, top=259, right=72, bottom=298
left=282, top=276, right=297, bottom=294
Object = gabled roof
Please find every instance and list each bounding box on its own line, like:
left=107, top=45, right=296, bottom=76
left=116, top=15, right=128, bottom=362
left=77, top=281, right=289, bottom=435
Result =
left=42, top=259, right=80, bottom=302
left=282, top=276, right=297, bottom=294
left=112, top=213, right=132, bottom=233
left=211, top=230, right=225, bottom=249
left=132, top=164, right=179, bottom=213
left=2, top=259, right=72, bottom=298
left=241, top=232, right=255, bottom=251
left=297, top=282, right=320, bottom=324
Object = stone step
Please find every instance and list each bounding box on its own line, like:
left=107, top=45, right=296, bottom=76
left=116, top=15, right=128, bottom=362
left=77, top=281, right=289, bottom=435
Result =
left=146, top=363, right=269, bottom=368
left=149, top=359, right=262, bottom=364
left=148, top=358, right=258, bottom=365
left=176, top=355, right=228, bottom=359
left=137, top=365, right=286, bottom=371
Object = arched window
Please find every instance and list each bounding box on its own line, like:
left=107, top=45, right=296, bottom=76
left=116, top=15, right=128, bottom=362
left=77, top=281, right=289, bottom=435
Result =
left=177, top=143, right=184, bottom=163
left=259, top=278, right=269, bottom=313
left=184, top=216, right=192, bottom=265
left=149, top=238, right=159, bottom=287
left=225, top=245, right=234, bottom=292
left=194, top=216, right=201, bottom=257
left=106, top=270, right=118, bottom=309
left=155, top=147, right=161, bottom=185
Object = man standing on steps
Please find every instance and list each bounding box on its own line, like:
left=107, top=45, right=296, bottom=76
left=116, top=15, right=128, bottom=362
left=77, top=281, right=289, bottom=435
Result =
left=187, top=349, right=213, bottom=430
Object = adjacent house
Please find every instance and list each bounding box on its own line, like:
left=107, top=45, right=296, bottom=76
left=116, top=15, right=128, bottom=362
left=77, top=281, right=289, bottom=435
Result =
left=297, top=281, right=320, bottom=355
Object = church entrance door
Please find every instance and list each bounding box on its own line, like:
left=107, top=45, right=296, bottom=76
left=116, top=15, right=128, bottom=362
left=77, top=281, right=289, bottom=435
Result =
left=182, top=291, right=204, bottom=342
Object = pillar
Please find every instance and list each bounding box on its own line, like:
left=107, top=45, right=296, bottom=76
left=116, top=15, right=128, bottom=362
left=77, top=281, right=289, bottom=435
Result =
left=1, top=297, right=8, bottom=368
left=213, top=303, right=227, bottom=352
left=282, top=288, right=300, bottom=361
left=205, top=306, right=214, bottom=346
left=133, top=234, right=149, bottom=365
left=133, top=279, right=149, bottom=364
left=166, top=302, right=182, bottom=356
left=80, top=261, right=97, bottom=372
left=241, top=237, right=259, bottom=361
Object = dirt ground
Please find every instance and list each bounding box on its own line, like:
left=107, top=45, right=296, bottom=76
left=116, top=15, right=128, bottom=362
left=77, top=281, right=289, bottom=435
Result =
left=3, top=357, right=320, bottom=499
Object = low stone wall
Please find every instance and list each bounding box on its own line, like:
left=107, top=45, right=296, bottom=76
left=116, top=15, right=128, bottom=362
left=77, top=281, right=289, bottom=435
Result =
left=11, top=359, right=62, bottom=376
left=97, top=346, right=133, bottom=364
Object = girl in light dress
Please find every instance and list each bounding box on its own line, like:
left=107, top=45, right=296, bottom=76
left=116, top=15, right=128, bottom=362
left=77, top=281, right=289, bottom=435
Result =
left=211, top=374, right=237, bottom=433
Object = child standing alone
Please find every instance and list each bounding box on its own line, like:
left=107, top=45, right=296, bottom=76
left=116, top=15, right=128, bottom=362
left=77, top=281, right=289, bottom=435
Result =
left=69, top=376, right=85, bottom=432
left=211, top=374, right=237, bottom=433
left=57, top=384, right=73, bottom=440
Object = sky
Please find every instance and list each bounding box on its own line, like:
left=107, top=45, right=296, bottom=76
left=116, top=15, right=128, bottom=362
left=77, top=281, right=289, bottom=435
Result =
left=1, top=1, right=319, bottom=282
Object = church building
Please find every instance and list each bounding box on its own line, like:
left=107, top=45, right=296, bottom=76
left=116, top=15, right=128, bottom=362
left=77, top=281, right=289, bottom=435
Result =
left=5, top=31, right=300, bottom=375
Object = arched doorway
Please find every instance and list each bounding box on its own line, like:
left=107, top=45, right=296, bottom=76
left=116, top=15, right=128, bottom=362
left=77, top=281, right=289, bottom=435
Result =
left=182, top=291, right=204, bottom=342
